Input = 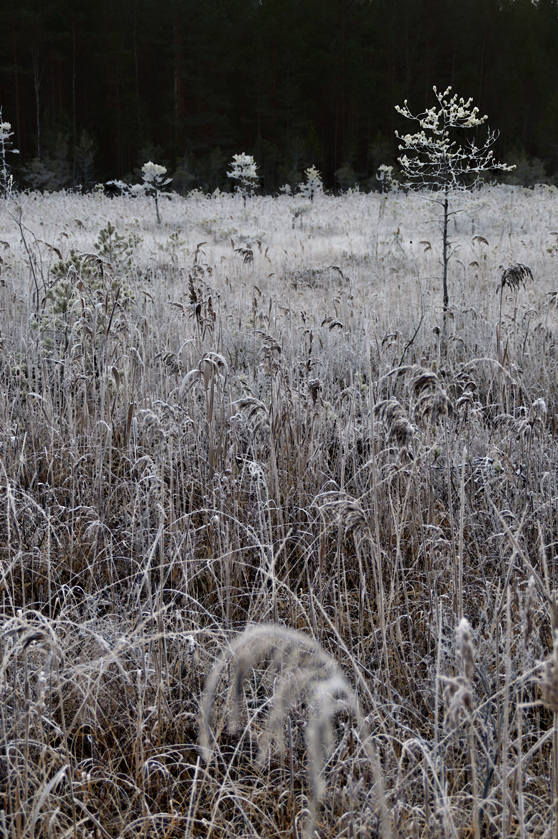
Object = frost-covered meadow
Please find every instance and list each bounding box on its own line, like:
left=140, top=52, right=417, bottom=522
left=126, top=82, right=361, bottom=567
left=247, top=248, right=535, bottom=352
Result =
left=2, top=184, right=558, bottom=838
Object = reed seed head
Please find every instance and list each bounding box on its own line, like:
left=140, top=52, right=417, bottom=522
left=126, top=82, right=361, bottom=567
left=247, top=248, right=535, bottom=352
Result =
left=498, top=262, right=534, bottom=292
left=440, top=676, right=474, bottom=728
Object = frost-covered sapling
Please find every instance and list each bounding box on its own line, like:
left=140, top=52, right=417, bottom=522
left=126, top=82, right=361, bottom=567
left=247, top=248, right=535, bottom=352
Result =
left=376, top=164, right=400, bottom=193
left=0, top=112, right=19, bottom=193
left=0, top=114, right=46, bottom=310
left=107, top=161, right=171, bottom=223
left=298, top=165, right=323, bottom=202
left=395, top=86, right=513, bottom=319
left=138, top=162, right=172, bottom=224
left=227, top=153, right=259, bottom=204
left=288, top=166, right=324, bottom=228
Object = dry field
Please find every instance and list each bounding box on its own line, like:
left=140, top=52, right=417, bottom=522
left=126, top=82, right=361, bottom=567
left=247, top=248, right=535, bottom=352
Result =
left=1, top=183, right=558, bottom=838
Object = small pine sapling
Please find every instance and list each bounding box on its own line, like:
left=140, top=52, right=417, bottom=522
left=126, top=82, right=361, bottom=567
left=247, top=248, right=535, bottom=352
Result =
left=107, top=161, right=171, bottom=223
left=139, top=161, right=171, bottom=224
left=0, top=113, right=47, bottom=310
left=395, top=86, right=514, bottom=323
left=376, top=164, right=400, bottom=193
left=298, top=165, right=323, bottom=202
left=227, top=153, right=259, bottom=204
left=288, top=166, right=324, bottom=228
left=0, top=112, right=19, bottom=194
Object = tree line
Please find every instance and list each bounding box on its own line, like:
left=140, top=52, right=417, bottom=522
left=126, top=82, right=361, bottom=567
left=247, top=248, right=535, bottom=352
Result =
left=1, top=0, right=558, bottom=192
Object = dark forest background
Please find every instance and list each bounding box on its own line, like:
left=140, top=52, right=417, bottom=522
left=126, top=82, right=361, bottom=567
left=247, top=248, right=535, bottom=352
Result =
left=1, top=0, right=558, bottom=192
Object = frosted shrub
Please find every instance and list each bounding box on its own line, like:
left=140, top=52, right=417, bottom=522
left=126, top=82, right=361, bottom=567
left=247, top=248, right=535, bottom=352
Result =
left=288, top=201, right=313, bottom=229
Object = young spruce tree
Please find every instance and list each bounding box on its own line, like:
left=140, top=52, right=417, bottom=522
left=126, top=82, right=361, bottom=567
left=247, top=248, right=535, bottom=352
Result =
left=395, top=86, right=513, bottom=321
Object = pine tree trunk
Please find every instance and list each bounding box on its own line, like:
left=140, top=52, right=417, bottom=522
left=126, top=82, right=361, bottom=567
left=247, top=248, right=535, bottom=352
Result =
left=442, top=187, right=449, bottom=313
left=441, top=185, right=450, bottom=349
left=31, top=40, right=42, bottom=158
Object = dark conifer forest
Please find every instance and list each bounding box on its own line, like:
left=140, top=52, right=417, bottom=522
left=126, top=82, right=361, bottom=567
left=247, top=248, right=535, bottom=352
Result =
left=1, top=0, right=558, bottom=190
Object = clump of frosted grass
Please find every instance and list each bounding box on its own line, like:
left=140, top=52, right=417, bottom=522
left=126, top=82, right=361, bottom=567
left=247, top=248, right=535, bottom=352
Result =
left=1, top=181, right=558, bottom=838
left=201, top=623, right=359, bottom=839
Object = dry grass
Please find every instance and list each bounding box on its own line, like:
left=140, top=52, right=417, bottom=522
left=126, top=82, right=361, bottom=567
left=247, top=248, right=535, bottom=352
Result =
left=1, top=183, right=558, bottom=837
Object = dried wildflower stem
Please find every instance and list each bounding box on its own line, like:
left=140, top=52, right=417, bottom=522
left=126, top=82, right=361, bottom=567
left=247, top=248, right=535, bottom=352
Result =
left=443, top=419, right=458, bottom=614
left=468, top=720, right=480, bottom=839
left=554, top=711, right=558, bottom=839
left=458, top=446, right=466, bottom=621
left=287, top=717, right=299, bottom=839
left=370, top=740, right=392, bottom=839
left=434, top=608, right=443, bottom=752
left=541, top=611, right=558, bottom=839
left=501, top=587, right=512, bottom=837
left=184, top=756, right=201, bottom=838
left=516, top=579, right=537, bottom=839
left=456, top=617, right=480, bottom=837
left=369, top=384, right=392, bottom=700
